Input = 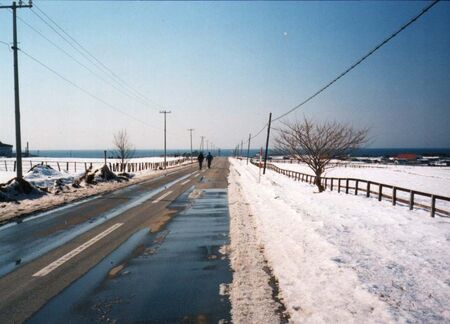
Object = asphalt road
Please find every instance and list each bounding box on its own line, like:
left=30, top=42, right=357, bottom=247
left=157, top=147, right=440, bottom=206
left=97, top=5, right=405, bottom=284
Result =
left=0, top=158, right=230, bottom=323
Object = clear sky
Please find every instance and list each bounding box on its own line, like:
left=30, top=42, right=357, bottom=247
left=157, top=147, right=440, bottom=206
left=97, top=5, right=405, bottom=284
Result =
left=0, top=1, right=449, bottom=151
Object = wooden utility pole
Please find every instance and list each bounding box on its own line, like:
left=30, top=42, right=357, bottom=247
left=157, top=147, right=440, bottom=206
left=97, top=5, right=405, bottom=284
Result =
left=159, top=110, right=171, bottom=170
left=187, top=128, right=194, bottom=163
left=1, top=1, right=32, bottom=181
left=263, top=112, right=272, bottom=175
left=246, top=133, right=251, bottom=165
left=200, top=136, right=205, bottom=152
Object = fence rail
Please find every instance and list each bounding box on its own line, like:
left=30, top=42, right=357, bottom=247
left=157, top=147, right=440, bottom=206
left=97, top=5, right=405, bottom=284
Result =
left=0, top=158, right=188, bottom=174
left=251, top=160, right=450, bottom=218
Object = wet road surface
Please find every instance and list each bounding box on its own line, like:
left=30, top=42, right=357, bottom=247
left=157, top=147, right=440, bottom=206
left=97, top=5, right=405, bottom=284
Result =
left=0, top=158, right=231, bottom=323
left=0, top=171, right=192, bottom=278
left=30, top=188, right=231, bottom=323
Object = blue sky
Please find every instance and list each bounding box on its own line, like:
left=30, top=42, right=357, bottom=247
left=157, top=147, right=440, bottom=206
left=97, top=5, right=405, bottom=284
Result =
left=0, top=1, right=449, bottom=150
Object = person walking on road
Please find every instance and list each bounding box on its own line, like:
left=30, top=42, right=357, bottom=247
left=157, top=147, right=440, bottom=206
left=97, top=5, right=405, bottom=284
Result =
left=198, top=152, right=205, bottom=170
left=206, top=152, right=213, bottom=169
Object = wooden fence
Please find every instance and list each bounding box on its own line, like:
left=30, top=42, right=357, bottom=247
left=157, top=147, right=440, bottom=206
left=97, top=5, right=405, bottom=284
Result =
left=0, top=158, right=188, bottom=174
left=251, top=160, right=450, bottom=218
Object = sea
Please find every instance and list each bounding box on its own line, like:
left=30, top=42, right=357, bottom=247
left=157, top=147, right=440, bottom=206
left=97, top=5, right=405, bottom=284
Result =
left=24, top=148, right=450, bottom=159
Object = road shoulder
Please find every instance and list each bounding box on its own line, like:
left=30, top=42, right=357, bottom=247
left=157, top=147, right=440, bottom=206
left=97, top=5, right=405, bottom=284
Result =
left=227, top=160, right=288, bottom=323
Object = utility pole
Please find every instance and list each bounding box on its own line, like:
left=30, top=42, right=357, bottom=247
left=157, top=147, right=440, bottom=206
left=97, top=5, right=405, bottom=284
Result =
left=187, top=128, right=194, bottom=164
left=263, top=112, right=272, bottom=175
left=200, top=136, right=205, bottom=152
left=159, top=110, right=171, bottom=170
left=1, top=1, right=33, bottom=181
left=246, top=133, right=251, bottom=165
left=240, top=140, right=243, bottom=157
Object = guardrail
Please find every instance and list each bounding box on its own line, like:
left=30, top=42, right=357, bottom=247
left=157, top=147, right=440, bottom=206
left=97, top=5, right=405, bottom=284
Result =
left=0, top=158, right=188, bottom=174
left=251, top=160, right=450, bottom=218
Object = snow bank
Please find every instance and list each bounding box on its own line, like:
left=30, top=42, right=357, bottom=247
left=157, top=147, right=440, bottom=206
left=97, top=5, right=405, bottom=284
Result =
left=227, top=165, right=287, bottom=323
left=24, top=165, right=75, bottom=188
left=230, top=158, right=450, bottom=323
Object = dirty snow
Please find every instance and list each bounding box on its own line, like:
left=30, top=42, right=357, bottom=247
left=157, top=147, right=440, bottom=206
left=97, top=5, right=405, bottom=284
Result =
left=230, top=158, right=450, bottom=323
left=227, top=165, right=286, bottom=323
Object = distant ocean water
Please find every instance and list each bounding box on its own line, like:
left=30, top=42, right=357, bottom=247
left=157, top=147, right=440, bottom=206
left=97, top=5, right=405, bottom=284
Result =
left=25, top=148, right=450, bottom=158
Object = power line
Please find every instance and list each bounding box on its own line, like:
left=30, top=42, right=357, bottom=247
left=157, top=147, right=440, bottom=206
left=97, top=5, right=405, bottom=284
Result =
left=17, top=16, right=157, bottom=109
left=239, top=0, right=440, bottom=151
left=272, top=0, right=440, bottom=122
left=27, top=7, right=153, bottom=110
left=32, top=4, right=165, bottom=111
left=19, top=47, right=162, bottom=131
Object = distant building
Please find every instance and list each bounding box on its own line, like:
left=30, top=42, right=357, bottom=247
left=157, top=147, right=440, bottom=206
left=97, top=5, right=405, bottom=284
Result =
left=394, top=153, right=417, bottom=165
left=0, top=141, right=13, bottom=157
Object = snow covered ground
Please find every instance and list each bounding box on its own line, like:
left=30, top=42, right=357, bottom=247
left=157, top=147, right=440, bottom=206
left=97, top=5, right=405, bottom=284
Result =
left=0, top=156, right=186, bottom=184
left=229, top=158, right=450, bottom=323
left=0, top=157, right=190, bottom=223
left=274, top=162, right=450, bottom=197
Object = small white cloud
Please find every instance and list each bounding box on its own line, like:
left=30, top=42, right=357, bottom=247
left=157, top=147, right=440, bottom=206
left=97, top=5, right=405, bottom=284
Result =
left=283, top=32, right=288, bottom=36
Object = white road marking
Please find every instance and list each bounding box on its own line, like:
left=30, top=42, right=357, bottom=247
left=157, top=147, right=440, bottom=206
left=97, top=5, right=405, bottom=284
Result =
left=33, top=223, right=123, bottom=277
left=152, top=190, right=173, bottom=204
left=181, top=179, right=190, bottom=185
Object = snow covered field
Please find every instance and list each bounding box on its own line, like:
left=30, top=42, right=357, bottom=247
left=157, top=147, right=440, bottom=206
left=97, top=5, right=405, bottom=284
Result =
left=274, top=161, right=450, bottom=197
left=229, top=158, right=450, bottom=323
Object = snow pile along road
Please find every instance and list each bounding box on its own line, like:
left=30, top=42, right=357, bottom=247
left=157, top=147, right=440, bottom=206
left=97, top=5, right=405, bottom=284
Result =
left=0, top=158, right=190, bottom=223
left=229, top=158, right=450, bottom=323
left=228, top=165, right=287, bottom=323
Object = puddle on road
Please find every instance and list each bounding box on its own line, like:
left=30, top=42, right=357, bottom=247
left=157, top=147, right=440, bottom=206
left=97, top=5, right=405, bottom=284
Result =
left=29, top=188, right=231, bottom=324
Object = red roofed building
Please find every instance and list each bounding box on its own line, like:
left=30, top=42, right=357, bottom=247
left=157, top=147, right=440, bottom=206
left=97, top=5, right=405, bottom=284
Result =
left=394, top=153, right=417, bottom=164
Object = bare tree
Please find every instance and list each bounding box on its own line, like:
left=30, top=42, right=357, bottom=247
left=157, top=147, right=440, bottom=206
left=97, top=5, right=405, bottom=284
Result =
left=274, top=117, right=368, bottom=192
left=113, top=130, right=134, bottom=172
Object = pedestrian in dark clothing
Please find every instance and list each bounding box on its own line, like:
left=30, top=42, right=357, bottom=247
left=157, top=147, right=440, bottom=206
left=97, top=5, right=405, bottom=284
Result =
left=198, top=152, right=205, bottom=170
left=206, top=152, right=213, bottom=169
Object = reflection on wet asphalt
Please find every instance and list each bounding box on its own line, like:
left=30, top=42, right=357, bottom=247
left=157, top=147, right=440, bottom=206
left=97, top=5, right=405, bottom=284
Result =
left=0, top=173, right=192, bottom=278
left=30, top=188, right=231, bottom=323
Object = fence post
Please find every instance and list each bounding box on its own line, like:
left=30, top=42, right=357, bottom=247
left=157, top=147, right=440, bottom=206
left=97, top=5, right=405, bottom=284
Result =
left=330, top=178, right=333, bottom=191
left=338, top=179, right=341, bottom=193
left=355, top=180, right=358, bottom=195
left=430, top=195, right=436, bottom=218
left=5, top=161, right=8, bottom=171
left=66, top=162, right=69, bottom=171
left=366, top=182, right=370, bottom=198
left=84, top=162, right=87, bottom=171
left=392, top=187, right=397, bottom=206
left=74, top=162, right=77, bottom=172
left=345, top=179, right=349, bottom=194
left=378, top=185, right=382, bottom=201
left=409, top=191, right=414, bottom=210
left=57, top=162, right=61, bottom=171
left=324, top=178, right=327, bottom=190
